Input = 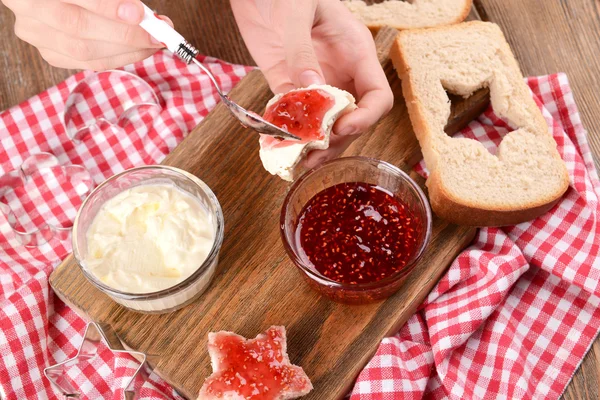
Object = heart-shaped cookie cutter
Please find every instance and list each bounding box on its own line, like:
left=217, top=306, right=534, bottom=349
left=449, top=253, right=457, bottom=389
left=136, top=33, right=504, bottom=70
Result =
left=44, top=322, right=152, bottom=400
left=63, top=70, right=162, bottom=142
left=0, top=152, right=94, bottom=247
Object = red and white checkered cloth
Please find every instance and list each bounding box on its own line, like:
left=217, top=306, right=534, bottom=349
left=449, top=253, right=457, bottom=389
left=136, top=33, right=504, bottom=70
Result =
left=351, top=74, right=600, bottom=400
left=0, top=50, right=598, bottom=399
left=0, top=51, right=250, bottom=399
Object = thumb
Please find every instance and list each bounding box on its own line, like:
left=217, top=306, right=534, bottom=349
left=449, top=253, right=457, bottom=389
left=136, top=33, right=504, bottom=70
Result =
left=284, top=2, right=325, bottom=88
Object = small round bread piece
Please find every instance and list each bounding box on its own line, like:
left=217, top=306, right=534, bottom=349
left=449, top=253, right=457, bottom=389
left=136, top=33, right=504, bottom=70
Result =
left=259, top=85, right=356, bottom=182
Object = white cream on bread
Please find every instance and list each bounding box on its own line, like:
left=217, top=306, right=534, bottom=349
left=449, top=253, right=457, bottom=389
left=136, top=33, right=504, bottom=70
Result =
left=259, top=84, right=356, bottom=181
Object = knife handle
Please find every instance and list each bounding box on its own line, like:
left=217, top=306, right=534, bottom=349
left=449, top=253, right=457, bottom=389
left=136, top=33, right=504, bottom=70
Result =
left=138, top=3, right=198, bottom=63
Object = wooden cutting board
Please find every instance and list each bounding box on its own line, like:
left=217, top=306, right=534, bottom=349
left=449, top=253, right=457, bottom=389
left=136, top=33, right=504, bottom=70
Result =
left=49, top=28, right=487, bottom=399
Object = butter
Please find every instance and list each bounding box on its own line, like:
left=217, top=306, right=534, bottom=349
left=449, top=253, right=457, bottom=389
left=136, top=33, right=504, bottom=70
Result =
left=84, top=183, right=215, bottom=293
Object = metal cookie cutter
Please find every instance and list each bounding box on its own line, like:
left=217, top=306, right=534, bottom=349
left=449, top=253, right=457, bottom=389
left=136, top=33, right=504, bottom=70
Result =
left=44, top=322, right=149, bottom=400
left=63, top=70, right=162, bottom=142
left=0, top=152, right=94, bottom=247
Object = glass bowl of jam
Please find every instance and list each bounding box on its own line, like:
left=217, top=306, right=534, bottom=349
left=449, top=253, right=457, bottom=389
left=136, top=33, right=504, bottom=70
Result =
left=280, top=157, right=432, bottom=304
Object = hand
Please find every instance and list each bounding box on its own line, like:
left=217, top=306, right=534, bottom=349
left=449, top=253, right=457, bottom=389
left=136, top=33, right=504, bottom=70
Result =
left=230, top=0, right=393, bottom=167
left=2, top=0, right=170, bottom=70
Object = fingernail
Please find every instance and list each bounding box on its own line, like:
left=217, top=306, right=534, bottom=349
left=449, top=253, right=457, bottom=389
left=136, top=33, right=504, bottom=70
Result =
left=298, top=70, right=324, bottom=87
left=150, top=36, right=162, bottom=46
left=337, top=125, right=358, bottom=136
left=117, top=2, right=142, bottom=23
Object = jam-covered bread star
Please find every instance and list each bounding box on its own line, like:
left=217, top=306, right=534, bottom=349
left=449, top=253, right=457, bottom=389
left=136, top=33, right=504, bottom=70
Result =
left=198, top=326, right=313, bottom=400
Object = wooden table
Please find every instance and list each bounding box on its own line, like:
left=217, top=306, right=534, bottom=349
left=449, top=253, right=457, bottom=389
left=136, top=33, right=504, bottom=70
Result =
left=0, top=1, right=598, bottom=398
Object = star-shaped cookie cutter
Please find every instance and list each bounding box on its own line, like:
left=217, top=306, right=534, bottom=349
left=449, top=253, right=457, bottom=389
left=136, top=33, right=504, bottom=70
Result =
left=44, top=322, right=148, bottom=400
left=0, top=152, right=94, bottom=247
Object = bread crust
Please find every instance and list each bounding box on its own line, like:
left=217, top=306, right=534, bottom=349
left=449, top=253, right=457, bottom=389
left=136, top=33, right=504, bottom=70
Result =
left=391, top=21, right=570, bottom=227
left=427, top=170, right=564, bottom=226
left=345, top=0, right=473, bottom=31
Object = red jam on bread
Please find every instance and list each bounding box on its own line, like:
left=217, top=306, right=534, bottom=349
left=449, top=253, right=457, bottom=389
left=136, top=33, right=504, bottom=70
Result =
left=199, top=326, right=312, bottom=400
left=259, top=85, right=355, bottom=181
left=296, top=182, right=420, bottom=285
left=262, top=89, right=335, bottom=148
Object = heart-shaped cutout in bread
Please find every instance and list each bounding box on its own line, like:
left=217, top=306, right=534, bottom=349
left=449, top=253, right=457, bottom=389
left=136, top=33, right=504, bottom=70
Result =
left=391, top=21, right=569, bottom=226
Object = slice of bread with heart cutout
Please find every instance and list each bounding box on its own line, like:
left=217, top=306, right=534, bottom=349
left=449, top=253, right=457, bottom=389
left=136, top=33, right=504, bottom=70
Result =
left=391, top=21, right=569, bottom=226
left=344, top=0, right=472, bottom=31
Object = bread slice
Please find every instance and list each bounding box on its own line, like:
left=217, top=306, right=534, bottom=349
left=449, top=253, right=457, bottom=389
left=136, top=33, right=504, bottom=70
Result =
left=391, top=21, right=569, bottom=226
left=344, top=0, right=472, bottom=31
left=259, top=84, right=356, bottom=181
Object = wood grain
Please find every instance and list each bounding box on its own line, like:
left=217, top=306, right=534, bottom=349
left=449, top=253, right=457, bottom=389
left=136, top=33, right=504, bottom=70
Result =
left=49, top=28, right=485, bottom=399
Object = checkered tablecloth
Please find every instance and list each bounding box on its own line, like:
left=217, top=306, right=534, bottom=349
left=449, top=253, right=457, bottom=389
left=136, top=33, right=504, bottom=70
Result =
left=351, top=74, right=600, bottom=400
left=0, top=50, right=598, bottom=400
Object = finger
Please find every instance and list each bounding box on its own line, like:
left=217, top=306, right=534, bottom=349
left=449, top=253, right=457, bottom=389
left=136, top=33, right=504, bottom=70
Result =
left=263, top=62, right=296, bottom=94
left=0, top=0, right=29, bottom=13
left=284, top=0, right=325, bottom=88
left=304, top=134, right=359, bottom=169
left=39, top=47, right=156, bottom=70
left=61, top=0, right=144, bottom=24
left=64, top=0, right=175, bottom=46
left=333, top=42, right=393, bottom=136
left=15, top=17, right=149, bottom=62
left=19, top=0, right=162, bottom=48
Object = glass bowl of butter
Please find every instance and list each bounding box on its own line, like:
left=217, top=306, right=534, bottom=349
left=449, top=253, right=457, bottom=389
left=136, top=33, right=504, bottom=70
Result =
left=72, top=165, right=224, bottom=313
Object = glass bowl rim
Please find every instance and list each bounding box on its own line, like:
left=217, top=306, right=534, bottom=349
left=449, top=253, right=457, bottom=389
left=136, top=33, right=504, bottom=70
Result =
left=280, top=156, right=433, bottom=291
left=72, top=165, right=225, bottom=300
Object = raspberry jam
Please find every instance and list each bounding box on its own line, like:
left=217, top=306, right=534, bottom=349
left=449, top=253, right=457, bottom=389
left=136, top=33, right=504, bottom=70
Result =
left=296, top=182, right=420, bottom=285
left=203, top=327, right=311, bottom=399
left=263, top=89, right=335, bottom=147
